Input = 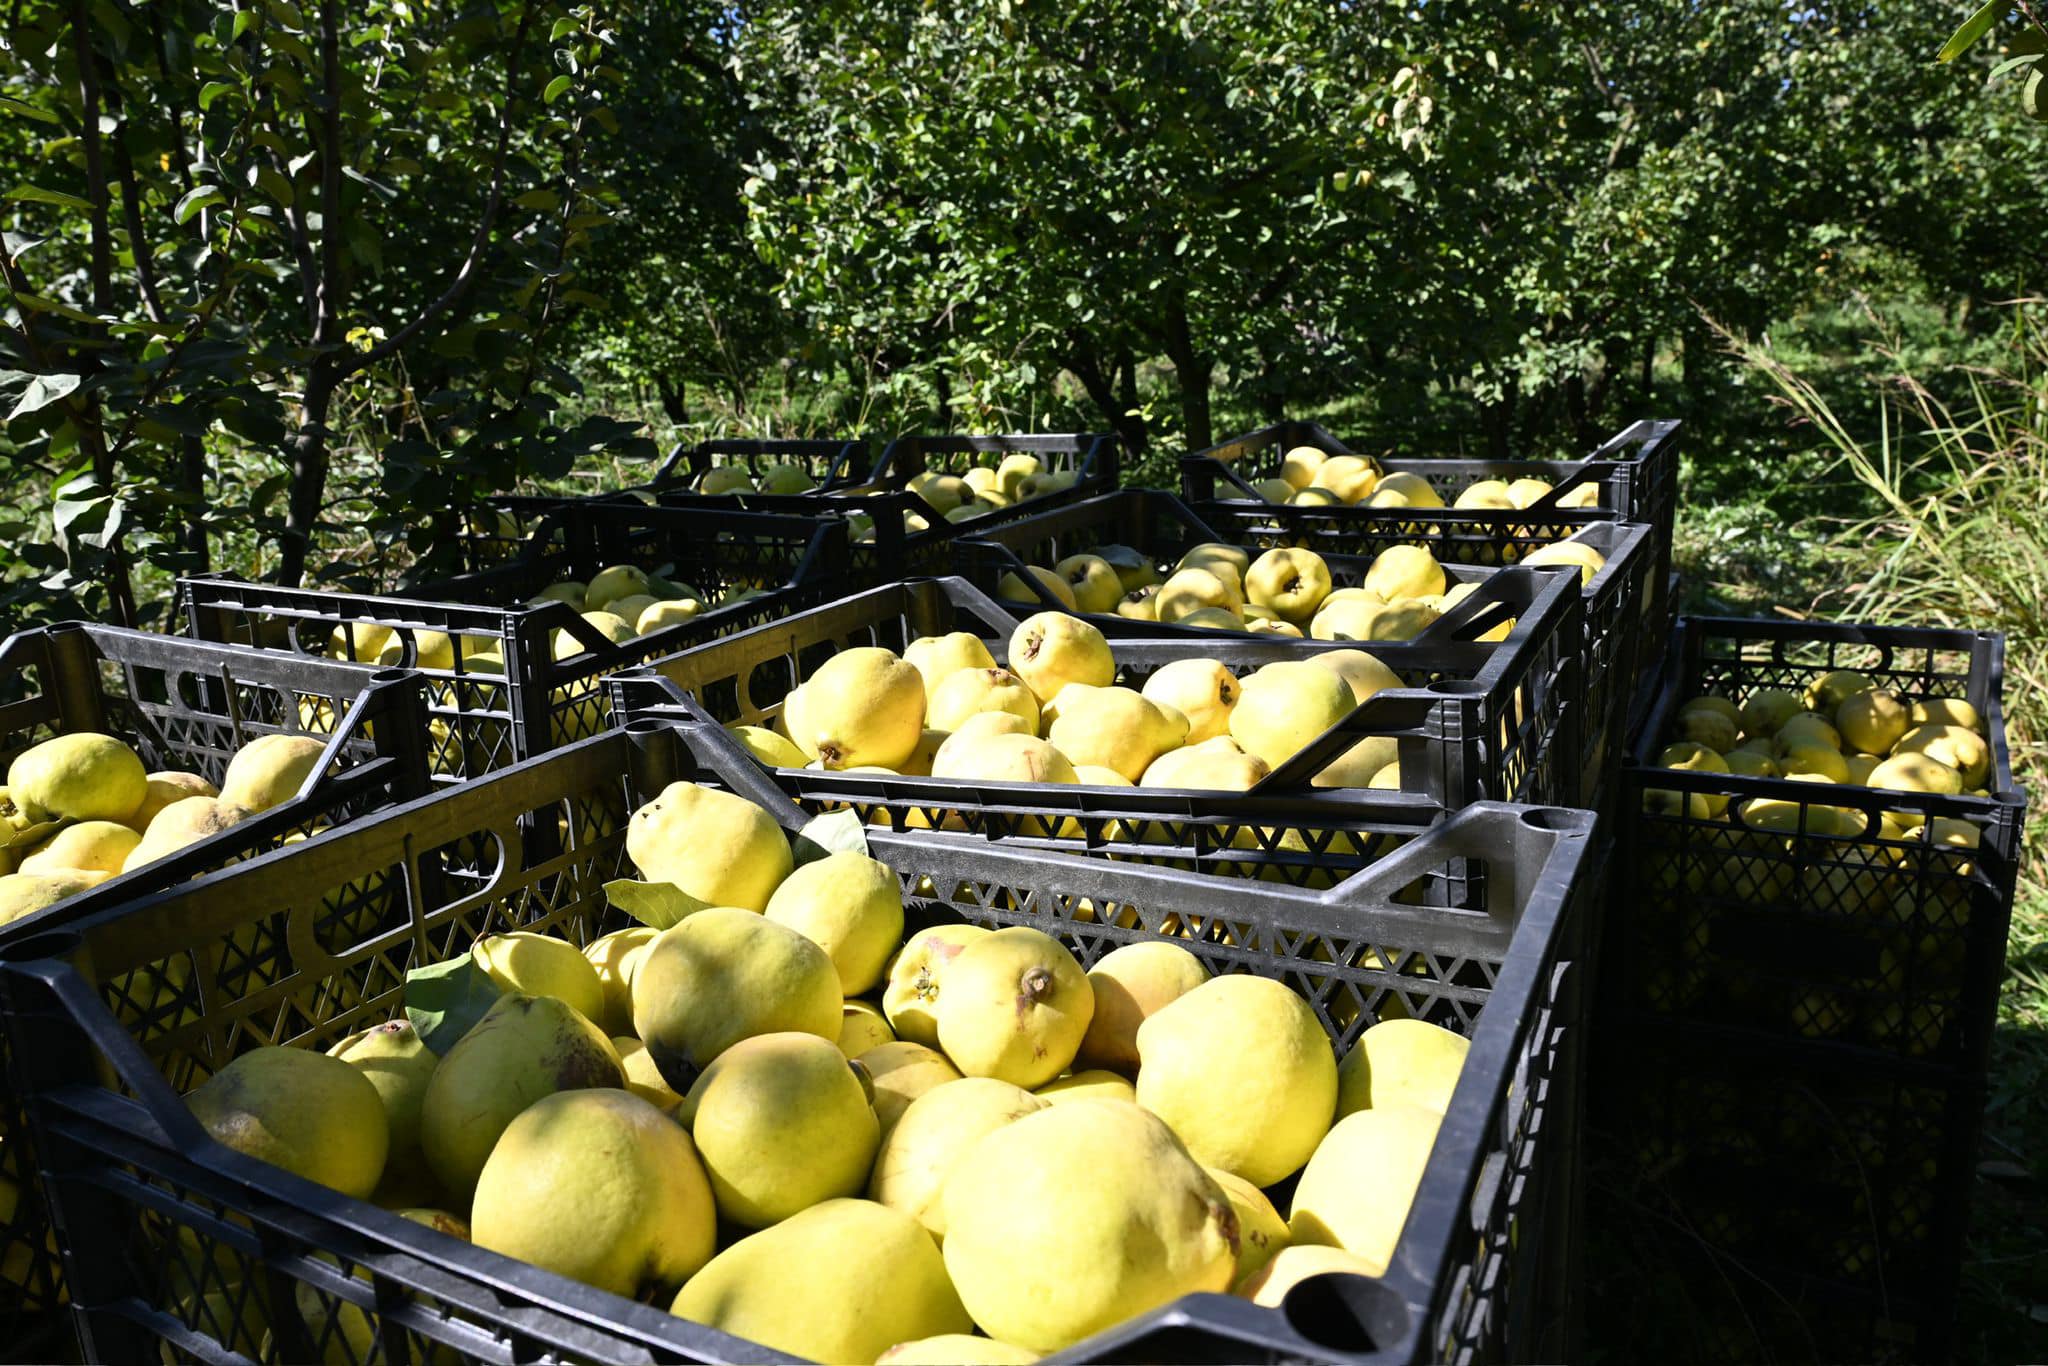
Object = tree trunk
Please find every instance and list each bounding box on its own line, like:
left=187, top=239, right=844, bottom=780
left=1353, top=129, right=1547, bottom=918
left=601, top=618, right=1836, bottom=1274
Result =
left=1582, top=345, right=1621, bottom=442
left=1563, top=372, right=1590, bottom=447
left=1163, top=293, right=1213, bottom=451
left=1067, top=340, right=1149, bottom=457
left=657, top=378, right=688, bottom=425
left=278, top=365, right=338, bottom=587
left=180, top=433, right=209, bottom=571
left=1481, top=377, right=1518, bottom=461
left=1257, top=344, right=1285, bottom=422
left=1679, top=324, right=1710, bottom=399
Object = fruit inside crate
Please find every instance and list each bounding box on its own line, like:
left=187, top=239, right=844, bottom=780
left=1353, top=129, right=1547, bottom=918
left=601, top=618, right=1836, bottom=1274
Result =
left=655, top=433, right=1126, bottom=584
left=1179, top=420, right=1678, bottom=679
left=953, top=490, right=1647, bottom=808
left=178, top=503, right=846, bottom=779
left=0, top=623, right=434, bottom=942
left=1180, top=417, right=1680, bottom=529
left=0, top=720, right=1596, bottom=1365
left=615, top=574, right=1583, bottom=850
left=953, top=487, right=1609, bottom=639
left=1615, top=618, right=2025, bottom=1069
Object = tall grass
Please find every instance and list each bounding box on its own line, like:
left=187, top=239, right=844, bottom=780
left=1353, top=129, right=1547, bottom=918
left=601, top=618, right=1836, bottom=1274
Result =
left=1717, top=299, right=2048, bottom=1364
left=1716, top=300, right=2048, bottom=829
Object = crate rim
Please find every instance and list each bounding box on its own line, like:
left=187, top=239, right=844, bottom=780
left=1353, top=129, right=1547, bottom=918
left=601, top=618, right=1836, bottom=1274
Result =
left=620, top=571, right=1585, bottom=803
left=0, top=620, right=434, bottom=948
left=1629, top=614, right=2026, bottom=809
left=873, top=428, right=1120, bottom=483
left=648, top=434, right=879, bottom=494
left=176, top=508, right=844, bottom=681
left=956, top=486, right=1651, bottom=638
left=1185, top=415, right=1681, bottom=471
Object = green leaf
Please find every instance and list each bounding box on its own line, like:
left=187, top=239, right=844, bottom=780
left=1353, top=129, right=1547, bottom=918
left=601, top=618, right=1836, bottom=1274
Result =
left=1084, top=543, right=1145, bottom=572
left=1937, top=0, right=2015, bottom=61
left=252, top=166, right=295, bottom=207
left=7, top=373, right=82, bottom=421
left=1988, top=52, right=2042, bottom=80
left=791, top=809, right=869, bottom=867
left=341, top=166, right=398, bottom=200
left=514, top=188, right=561, bottom=211
left=232, top=9, right=257, bottom=42
left=4, top=816, right=69, bottom=851
left=0, top=97, right=60, bottom=125
left=405, top=954, right=503, bottom=1054
left=174, top=185, right=227, bottom=224
left=198, top=80, right=238, bottom=110
left=544, top=74, right=574, bottom=104
left=6, top=184, right=93, bottom=211
left=11, top=292, right=100, bottom=324
left=604, top=878, right=712, bottom=930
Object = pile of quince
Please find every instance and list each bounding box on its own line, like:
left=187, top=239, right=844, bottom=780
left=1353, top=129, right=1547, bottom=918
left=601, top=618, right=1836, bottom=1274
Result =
left=181, top=782, right=1470, bottom=1362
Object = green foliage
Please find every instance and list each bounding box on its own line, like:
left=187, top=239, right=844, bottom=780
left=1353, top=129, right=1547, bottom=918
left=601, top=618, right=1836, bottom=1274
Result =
left=2, top=0, right=2045, bottom=637
left=1723, top=300, right=2047, bottom=778
left=723, top=2, right=2047, bottom=462
left=0, top=0, right=653, bottom=629
left=735, top=0, right=1414, bottom=452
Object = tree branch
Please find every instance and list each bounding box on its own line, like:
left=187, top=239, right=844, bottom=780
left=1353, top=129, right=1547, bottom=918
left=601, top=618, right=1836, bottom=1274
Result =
left=313, top=0, right=346, bottom=350
left=2014, top=0, right=2048, bottom=43
left=146, top=5, right=196, bottom=193
left=1249, top=257, right=1300, bottom=313
left=67, top=0, right=112, bottom=314
left=110, top=121, right=166, bottom=325
left=343, top=1, right=538, bottom=376
left=104, top=247, right=249, bottom=463
left=267, top=108, right=321, bottom=330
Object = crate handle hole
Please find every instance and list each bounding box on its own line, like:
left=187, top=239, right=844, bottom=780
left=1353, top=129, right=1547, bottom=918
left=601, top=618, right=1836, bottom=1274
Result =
left=0, top=929, right=82, bottom=963
left=1518, top=808, right=1589, bottom=834
left=1279, top=1271, right=1407, bottom=1355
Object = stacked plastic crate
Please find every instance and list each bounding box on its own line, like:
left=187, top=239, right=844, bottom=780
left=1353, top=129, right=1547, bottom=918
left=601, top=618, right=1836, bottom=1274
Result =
left=0, top=417, right=1755, bottom=1366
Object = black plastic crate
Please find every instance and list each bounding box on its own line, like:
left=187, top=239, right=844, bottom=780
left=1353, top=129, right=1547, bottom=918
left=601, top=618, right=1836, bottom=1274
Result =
left=658, top=431, right=1124, bottom=584
left=1606, top=617, right=2025, bottom=1070
left=177, top=502, right=847, bottom=783
left=649, top=435, right=877, bottom=495
left=1588, top=1022, right=1985, bottom=1364
left=448, top=439, right=878, bottom=571
left=620, top=571, right=1586, bottom=812
left=1183, top=419, right=1678, bottom=522
left=953, top=490, right=1650, bottom=806
left=1182, top=418, right=1677, bottom=648
left=1180, top=417, right=1678, bottom=559
left=0, top=622, right=434, bottom=1355
left=0, top=625, right=435, bottom=941
left=0, top=714, right=1596, bottom=1365
left=1589, top=617, right=2029, bottom=1365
